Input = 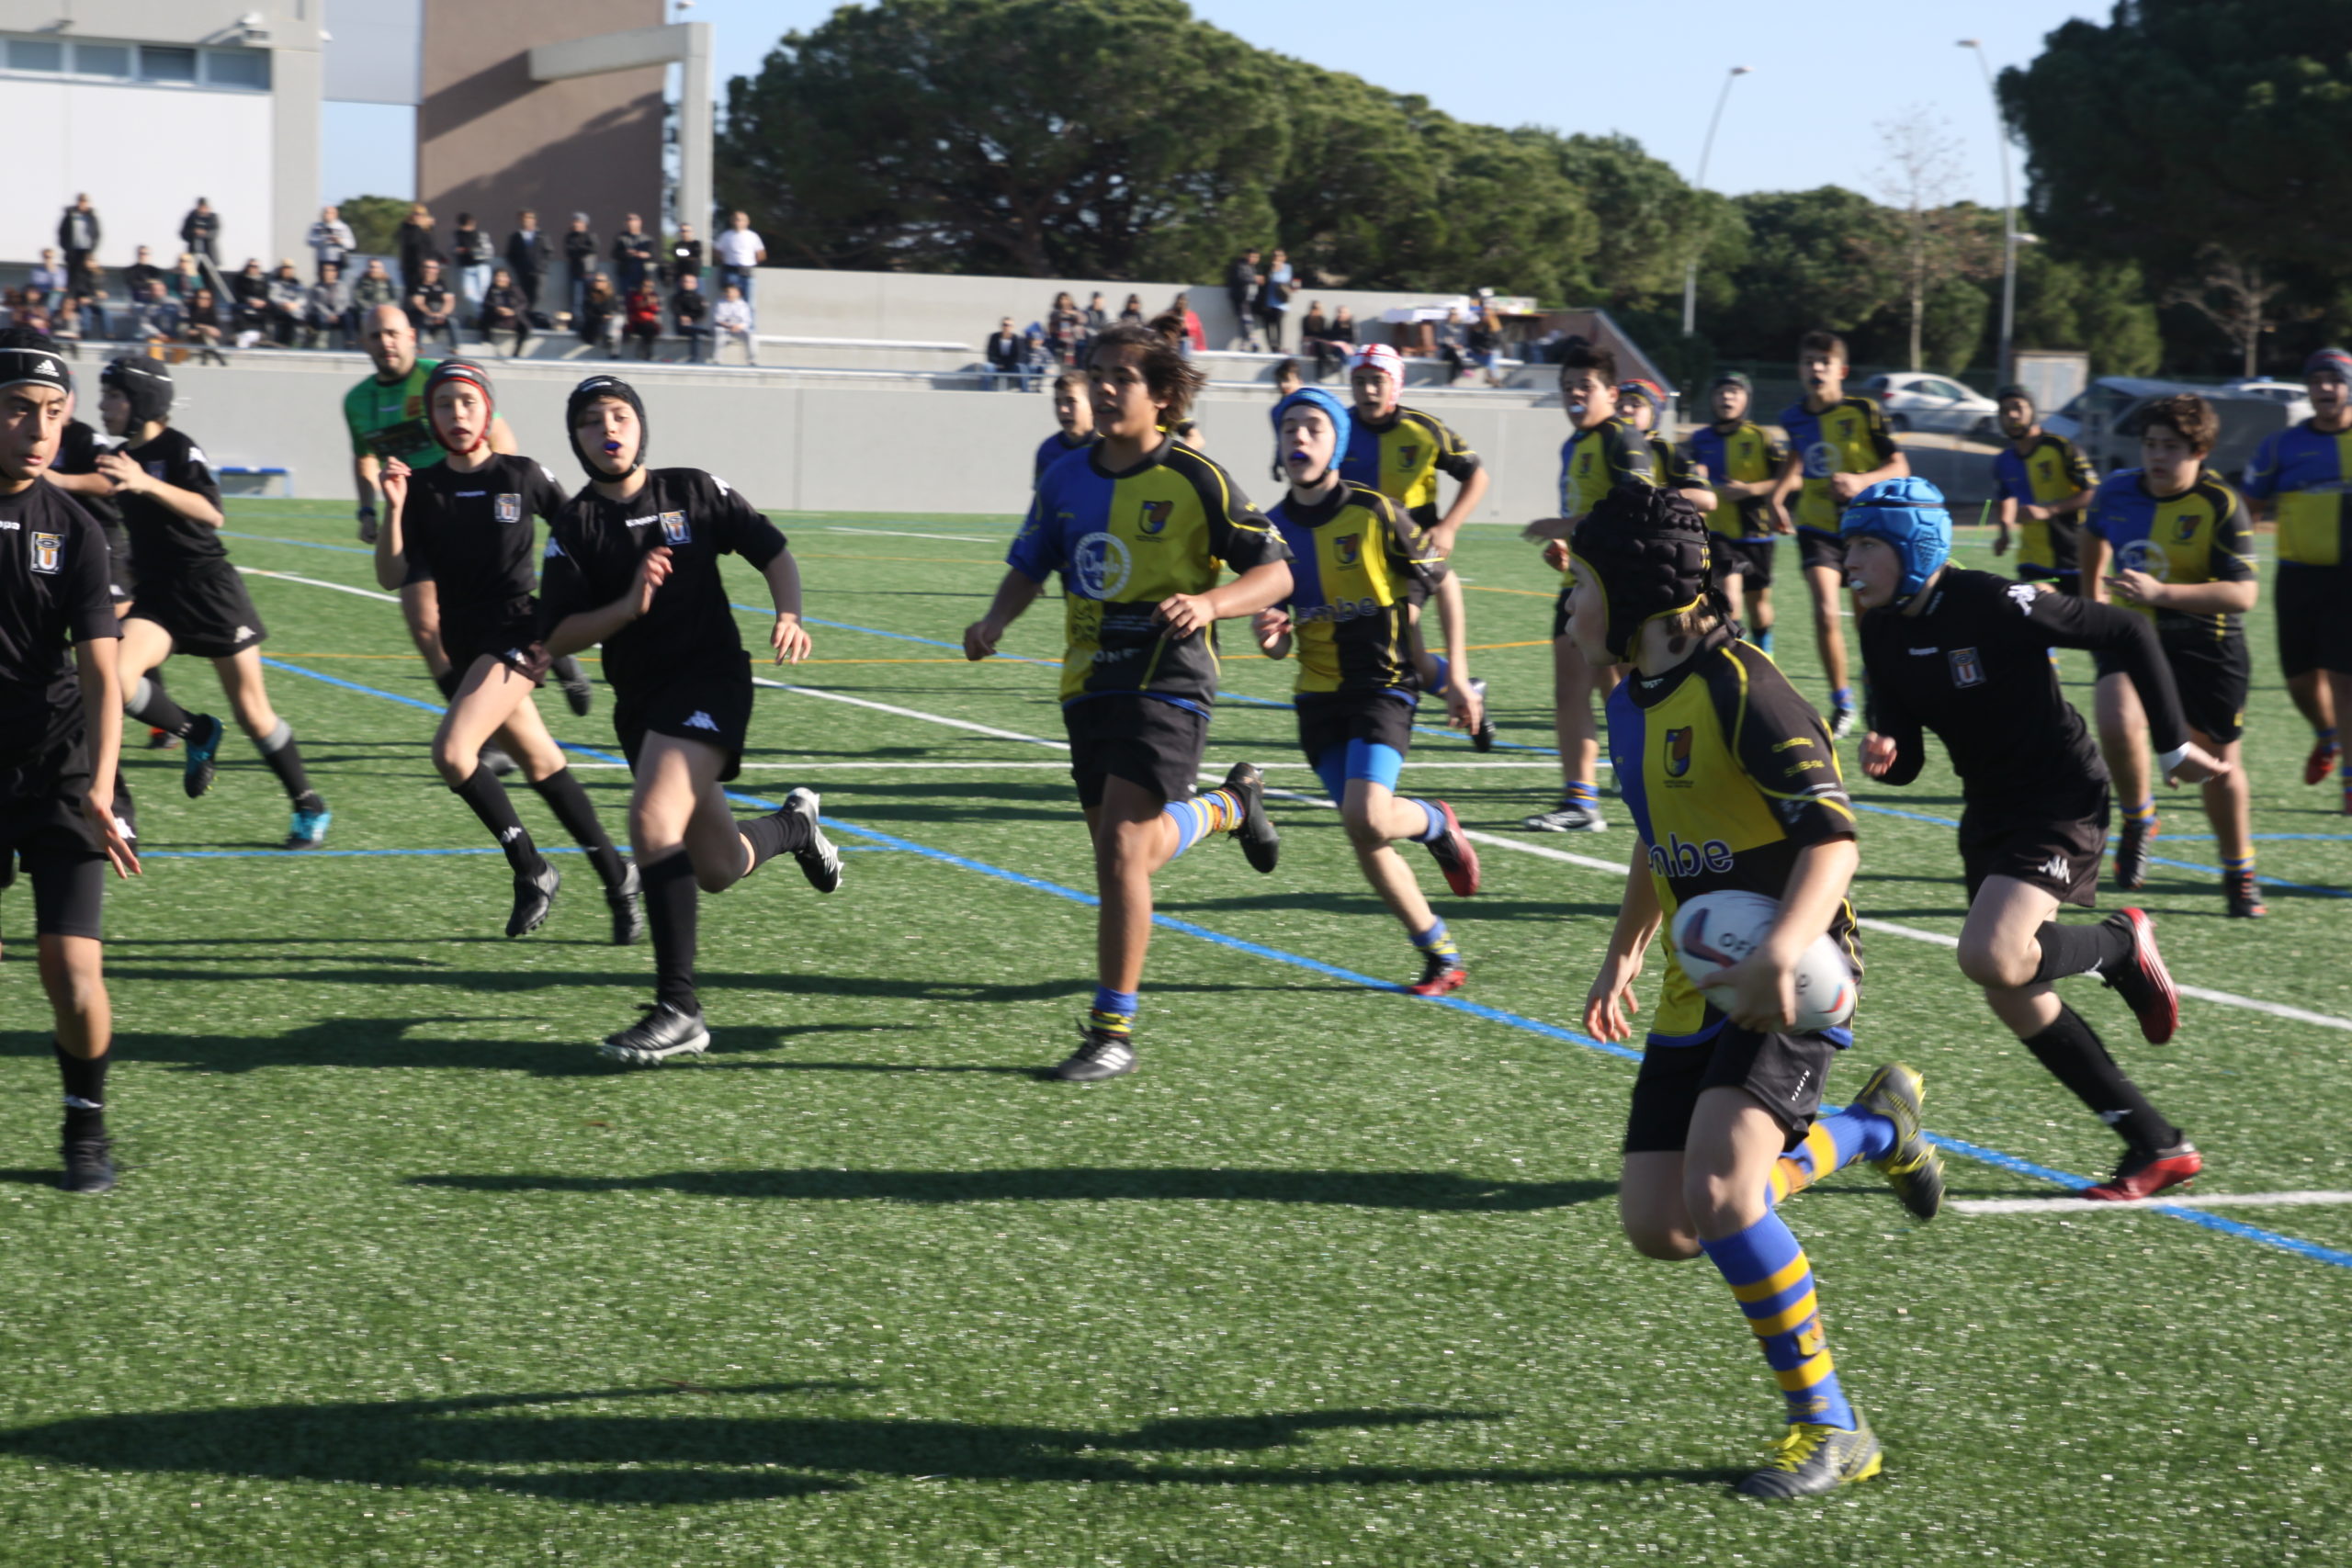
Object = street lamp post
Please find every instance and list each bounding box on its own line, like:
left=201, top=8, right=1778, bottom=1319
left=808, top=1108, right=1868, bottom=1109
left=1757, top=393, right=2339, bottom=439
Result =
left=1680, top=65, right=1751, bottom=339
left=1960, top=39, right=2017, bottom=383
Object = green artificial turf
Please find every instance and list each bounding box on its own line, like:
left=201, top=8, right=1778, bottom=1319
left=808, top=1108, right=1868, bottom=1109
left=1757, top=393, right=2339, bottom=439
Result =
left=2, top=500, right=2347, bottom=1567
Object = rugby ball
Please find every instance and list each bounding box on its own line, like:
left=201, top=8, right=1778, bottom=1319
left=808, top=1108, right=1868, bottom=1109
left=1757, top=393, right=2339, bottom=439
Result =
left=1668, top=889, right=1856, bottom=1032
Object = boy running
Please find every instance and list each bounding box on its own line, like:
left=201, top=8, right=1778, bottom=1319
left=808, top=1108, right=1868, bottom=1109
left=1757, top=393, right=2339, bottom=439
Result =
left=96, top=358, right=333, bottom=848
left=1768, top=332, right=1908, bottom=737
left=1250, top=387, right=1483, bottom=996
left=538, top=375, right=843, bottom=1065
left=2080, top=394, right=2263, bottom=914
left=1617, top=378, right=1716, bottom=513
left=0, top=345, right=142, bottom=1193
left=964, top=323, right=1293, bottom=1082
left=1521, top=344, right=1655, bottom=831
left=375, top=360, right=644, bottom=943
left=1577, top=479, right=1930, bottom=1498
left=2241, top=347, right=2352, bottom=811
left=1849, top=477, right=2224, bottom=1199
left=1035, top=370, right=1096, bottom=488
left=1685, top=371, right=1787, bottom=651
left=1988, top=385, right=2097, bottom=594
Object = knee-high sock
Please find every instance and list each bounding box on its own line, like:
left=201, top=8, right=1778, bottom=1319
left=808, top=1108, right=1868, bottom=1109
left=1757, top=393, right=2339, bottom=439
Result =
left=1699, top=1210, right=1859, bottom=1430
left=1770, top=1109, right=1895, bottom=1203
left=2023, top=1004, right=2180, bottom=1152
left=640, top=851, right=699, bottom=1013
left=124, top=675, right=196, bottom=738
left=739, top=803, right=812, bottom=873
left=2030, top=919, right=2132, bottom=985
left=254, top=721, right=320, bottom=809
left=528, top=769, right=627, bottom=889
left=451, top=766, right=540, bottom=873
left=54, top=1039, right=108, bottom=1132
left=1160, top=785, right=1246, bottom=858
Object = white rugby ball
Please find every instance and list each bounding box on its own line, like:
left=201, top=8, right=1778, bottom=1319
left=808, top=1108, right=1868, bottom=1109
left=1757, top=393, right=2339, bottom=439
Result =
left=1669, top=889, right=1856, bottom=1032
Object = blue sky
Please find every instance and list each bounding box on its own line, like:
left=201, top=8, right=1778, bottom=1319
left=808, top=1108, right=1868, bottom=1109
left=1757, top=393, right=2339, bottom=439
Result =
left=324, top=0, right=2110, bottom=214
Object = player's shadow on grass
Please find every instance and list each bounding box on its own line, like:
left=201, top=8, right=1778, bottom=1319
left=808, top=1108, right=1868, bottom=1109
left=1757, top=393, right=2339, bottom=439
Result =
left=0, top=1384, right=1696, bottom=1500
left=406, top=1167, right=1620, bottom=1213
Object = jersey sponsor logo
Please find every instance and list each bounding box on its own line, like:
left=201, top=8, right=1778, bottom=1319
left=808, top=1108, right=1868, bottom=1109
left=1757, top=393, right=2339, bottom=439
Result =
left=1949, top=647, right=1985, bottom=687
left=625, top=515, right=656, bottom=527
left=684, top=710, right=720, bottom=731
left=1803, top=440, right=1840, bottom=479
left=1649, top=832, right=1736, bottom=879
left=29, top=531, right=62, bottom=573
left=660, top=512, right=690, bottom=545
left=1071, top=531, right=1133, bottom=599
left=1295, top=595, right=1381, bottom=626
left=1334, top=532, right=1362, bottom=567
left=1137, top=499, right=1172, bottom=536
left=2005, top=581, right=2042, bottom=613
left=495, top=493, right=522, bottom=523
left=0, top=518, right=19, bottom=532
left=1663, top=725, right=1693, bottom=778
left=1908, top=645, right=1939, bottom=655
left=2114, top=539, right=2172, bottom=581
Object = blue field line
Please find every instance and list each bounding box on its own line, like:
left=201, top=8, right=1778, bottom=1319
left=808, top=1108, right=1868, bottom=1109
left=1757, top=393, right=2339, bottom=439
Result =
left=256, top=653, right=2352, bottom=1272
left=221, top=529, right=375, bottom=556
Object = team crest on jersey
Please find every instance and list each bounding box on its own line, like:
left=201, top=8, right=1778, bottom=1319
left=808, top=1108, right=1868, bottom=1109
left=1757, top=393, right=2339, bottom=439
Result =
left=2174, top=513, right=2201, bottom=543
left=1397, top=445, right=1419, bottom=468
left=1804, top=440, right=1840, bottom=479
left=1334, top=532, right=1362, bottom=566
left=2116, top=539, right=2172, bottom=581
left=494, top=492, right=522, bottom=524
left=660, top=512, right=690, bottom=545
left=29, top=531, right=62, bottom=574
left=1072, top=531, right=1133, bottom=599
left=1137, top=500, right=1172, bottom=536
left=1664, top=726, right=1693, bottom=778
left=1949, top=647, right=1985, bottom=687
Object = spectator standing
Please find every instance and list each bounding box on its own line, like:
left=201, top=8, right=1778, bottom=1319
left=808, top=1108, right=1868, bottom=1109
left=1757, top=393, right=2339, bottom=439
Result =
left=447, top=212, right=492, bottom=321
left=124, top=245, right=165, bottom=300
left=612, top=213, right=658, bottom=296
left=713, top=282, right=756, bottom=365
left=504, top=209, right=548, bottom=312
left=179, top=197, right=220, bottom=265
left=308, top=206, right=356, bottom=280
left=985, top=316, right=1027, bottom=390
left=1085, top=292, right=1110, bottom=333
left=623, top=276, right=663, bottom=359
left=168, top=253, right=204, bottom=302
left=713, top=211, right=765, bottom=319
left=1225, top=247, right=1261, bottom=350
left=577, top=274, right=622, bottom=355
left=1299, top=300, right=1331, bottom=378
left=28, top=250, right=68, bottom=310
left=311, top=261, right=352, bottom=348
left=562, top=213, right=600, bottom=321
left=56, top=195, right=101, bottom=295
left=266, top=259, right=310, bottom=345
left=1119, top=292, right=1145, bottom=325
left=1256, top=248, right=1293, bottom=351
left=1435, top=306, right=1469, bottom=381
left=672, top=272, right=712, bottom=363
left=476, top=266, right=532, bottom=357
left=352, top=258, right=401, bottom=320
left=409, top=258, right=459, bottom=353
left=395, top=203, right=441, bottom=296
left=666, top=221, right=704, bottom=284
left=1465, top=306, right=1505, bottom=387
left=1046, top=291, right=1083, bottom=366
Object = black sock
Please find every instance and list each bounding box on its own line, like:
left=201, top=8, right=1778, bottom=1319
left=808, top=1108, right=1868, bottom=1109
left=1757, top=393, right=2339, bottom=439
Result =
left=2020, top=1005, right=2181, bottom=1152
left=528, top=769, right=626, bottom=890
left=551, top=653, right=586, bottom=684
left=2030, top=919, right=2132, bottom=986
left=54, top=1040, right=108, bottom=1128
left=433, top=668, right=461, bottom=701
left=641, top=851, right=699, bottom=1013
left=451, top=766, right=541, bottom=873
left=255, top=722, right=320, bottom=809
left=740, top=805, right=811, bottom=873
left=125, top=675, right=197, bottom=738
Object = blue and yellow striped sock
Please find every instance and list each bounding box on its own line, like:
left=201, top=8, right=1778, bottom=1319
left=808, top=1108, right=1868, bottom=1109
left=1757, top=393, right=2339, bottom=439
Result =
left=1699, top=1211, right=1858, bottom=1430
left=2124, top=795, right=2156, bottom=829
left=1089, top=985, right=1138, bottom=1037
left=1426, top=654, right=1451, bottom=696
left=1769, top=1110, right=1896, bottom=1204
left=1830, top=686, right=1854, bottom=713
left=1410, top=919, right=1458, bottom=961
left=1160, top=787, right=1246, bottom=858
left=2222, top=853, right=2256, bottom=878
left=1563, top=780, right=1598, bottom=810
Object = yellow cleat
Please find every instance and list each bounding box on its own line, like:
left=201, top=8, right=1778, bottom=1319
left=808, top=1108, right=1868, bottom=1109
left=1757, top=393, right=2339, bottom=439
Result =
left=1736, top=1418, right=1883, bottom=1499
left=1851, top=1062, right=1945, bottom=1221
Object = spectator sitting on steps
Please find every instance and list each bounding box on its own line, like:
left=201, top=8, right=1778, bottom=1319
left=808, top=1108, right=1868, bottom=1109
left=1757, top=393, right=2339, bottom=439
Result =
left=713, top=282, right=756, bottom=366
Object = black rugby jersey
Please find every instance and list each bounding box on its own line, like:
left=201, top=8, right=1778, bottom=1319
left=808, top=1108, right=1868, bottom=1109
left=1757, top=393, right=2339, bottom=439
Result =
left=1859, top=569, right=2188, bottom=809
left=0, top=482, right=118, bottom=795
left=537, top=468, right=787, bottom=694
left=397, top=454, right=569, bottom=626
left=50, top=421, right=125, bottom=535
left=112, top=426, right=225, bottom=578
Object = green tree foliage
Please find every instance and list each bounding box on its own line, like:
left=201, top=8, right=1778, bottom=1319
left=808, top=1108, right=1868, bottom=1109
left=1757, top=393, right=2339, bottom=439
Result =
left=339, top=197, right=410, bottom=258
left=1704, top=188, right=1901, bottom=359
left=2013, top=249, right=2163, bottom=378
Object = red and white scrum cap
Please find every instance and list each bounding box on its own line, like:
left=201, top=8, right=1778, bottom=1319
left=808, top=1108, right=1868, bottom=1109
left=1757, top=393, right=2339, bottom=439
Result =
left=1345, top=344, right=1404, bottom=383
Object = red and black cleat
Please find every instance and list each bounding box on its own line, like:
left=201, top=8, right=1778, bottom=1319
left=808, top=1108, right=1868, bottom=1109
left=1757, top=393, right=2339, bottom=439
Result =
left=2304, top=734, right=2341, bottom=787
left=2099, top=908, right=2177, bottom=1044
left=1421, top=800, right=1482, bottom=897
left=2081, top=1142, right=2201, bottom=1201
left=1408, top=950, right=1467, bottom=998
left=2223, top=870, right=2267, bottom=919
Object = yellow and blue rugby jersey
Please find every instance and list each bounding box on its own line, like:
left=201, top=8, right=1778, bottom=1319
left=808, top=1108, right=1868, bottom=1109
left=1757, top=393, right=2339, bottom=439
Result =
left=1557, top=417, right=1657, bottom=581
left=1685, top=419, right=1786, bottom=540
left=1034, top=430, right=1096, bottom=491
left=1604, top=632, right=1860, bottom=1045
left=1008, top=437, right=1288, bottom=712
left=1340, top=406, right=1481, bottom=530
left=1778, top=395, right=1898, bottom=534
left=1267, top=480, right=1436, bottom=694
left=1649, top=434, right=1703, bottom=491
left=2243, top=420, right=2352, bottom=568
left=2083, top=468, right=2256, bottom=645
left=1989, top=432, right=2097, bottom=579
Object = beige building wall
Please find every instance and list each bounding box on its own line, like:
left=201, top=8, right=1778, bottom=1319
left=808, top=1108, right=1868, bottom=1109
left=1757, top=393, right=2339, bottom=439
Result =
left=416, top=0, right=663, bottom=233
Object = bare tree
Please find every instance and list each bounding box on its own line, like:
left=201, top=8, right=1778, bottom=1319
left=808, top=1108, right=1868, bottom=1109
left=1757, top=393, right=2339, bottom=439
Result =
left=1857, top=107, right=1999, bottom=370
left=2165, top=245, right=2287, bottom=378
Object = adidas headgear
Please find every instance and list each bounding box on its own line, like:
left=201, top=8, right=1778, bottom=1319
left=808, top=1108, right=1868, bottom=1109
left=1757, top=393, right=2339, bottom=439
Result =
left=1567, top=481, right=1717, bottom=661
left=1839, top=475, right=1952, bottom=604
left=565, top=373, right=647, bottom=479
left=101, top=355, right=173, bottom=426
left=0, top=344, right=74, bottom=400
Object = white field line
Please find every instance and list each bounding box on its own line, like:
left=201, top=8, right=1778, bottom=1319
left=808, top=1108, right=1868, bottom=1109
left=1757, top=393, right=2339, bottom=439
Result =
left=826, top=525, right=995, bottom=544
left=561, top=759, right=1566, bottom=772
left=1957, top=1191, right=2352, bottom=1215
left=238, top=566, right=399, bottom=603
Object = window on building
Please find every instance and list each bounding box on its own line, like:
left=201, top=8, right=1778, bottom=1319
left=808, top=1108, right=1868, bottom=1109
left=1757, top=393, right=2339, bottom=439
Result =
left=72, top=42, right=131, bottom=76
left=6, top=38, right=63, bottom=72
left=139, top=45, right=198, bottom=83
left=205, top=49, right=269, bottom=89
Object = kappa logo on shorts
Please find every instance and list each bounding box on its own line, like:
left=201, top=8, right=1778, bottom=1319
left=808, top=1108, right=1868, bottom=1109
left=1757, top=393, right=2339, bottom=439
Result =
left=1136, top=500, right=1172, bottom=536
left=1949, top=647, right=1985, bottom=687
left=232, top=626, right=254, bottom=642
left=2039, top=852, right=2071, bottom=882
left=683, top=710, right=720, bottom=732
left=494, top=492, right=522, bottom=524
left=660, top=512, right=691, bottom=545
left=29, top=531, right=63, bottom=573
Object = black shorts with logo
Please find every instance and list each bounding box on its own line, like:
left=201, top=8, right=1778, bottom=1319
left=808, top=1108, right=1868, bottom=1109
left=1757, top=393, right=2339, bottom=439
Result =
left=1721, top=536, right=1776, bottom=590
left=442, top=603, right=552, bottom=688
left=1796, top=528, right=1846, bottom=573
left=1623, top=1022, right=1840, bottom=1154
left=1065, top=693, right=1209, bottom=809
left=2277, top=563, right=2352, bottom=680
left=1959, top=778, right=2109, bottom=908
left=613, top=653, right=754, bottom=782
left=130, top=560, right=266, bottom=660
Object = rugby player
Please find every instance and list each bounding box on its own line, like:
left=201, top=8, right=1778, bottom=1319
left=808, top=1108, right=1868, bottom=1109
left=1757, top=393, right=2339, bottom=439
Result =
left=1035, top=370, right=1095, bottom=489
left=1988, top=385, right=2097, bottom=594
left=1684, top=371, right=1786, bottom=652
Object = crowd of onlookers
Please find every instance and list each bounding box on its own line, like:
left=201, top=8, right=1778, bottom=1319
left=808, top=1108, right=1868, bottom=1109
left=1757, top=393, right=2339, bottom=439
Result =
left=3, top=192, right=774, bottom=366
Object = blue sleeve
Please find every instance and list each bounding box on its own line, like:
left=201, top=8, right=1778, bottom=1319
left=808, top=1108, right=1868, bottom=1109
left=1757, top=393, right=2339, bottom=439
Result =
left=1989, top=452, right=2019, bottom=502
left=1006, top=485, right=1060, bottom=583
left=2240, top=432, right=2281, bottom=500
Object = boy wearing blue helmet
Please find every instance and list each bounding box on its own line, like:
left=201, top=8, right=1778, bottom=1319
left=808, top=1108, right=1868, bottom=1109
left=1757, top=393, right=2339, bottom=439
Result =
left=1251, top=387, right=1483, bottom=996
left=1846, top=477, right=2226, bottom=1201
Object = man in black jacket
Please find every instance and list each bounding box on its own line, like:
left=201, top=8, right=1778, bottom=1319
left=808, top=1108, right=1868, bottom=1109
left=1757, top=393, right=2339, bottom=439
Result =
left=56, top=197, right=101, bottom=296
left=612, top=213, right=658, bottom=295
left=562, top=214, right=600, bottom=322
left=179, top=198, right=219, bottom=264
left=1225, top=248, right=1261, bottom=351
left=985, top=317, right=1027, bottom=391
left=504, top=209, right=548, bottom=313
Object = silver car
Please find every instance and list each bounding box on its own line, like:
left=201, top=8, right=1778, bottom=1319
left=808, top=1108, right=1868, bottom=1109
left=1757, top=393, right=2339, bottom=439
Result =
left=1856, top=372, right=2001, bottom=434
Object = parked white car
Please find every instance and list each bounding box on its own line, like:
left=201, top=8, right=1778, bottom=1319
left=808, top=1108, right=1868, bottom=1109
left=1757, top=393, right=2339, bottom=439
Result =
left=1856, top=372, right=2002, bottom=436
left=2219, top=378, right=2314, bottom=423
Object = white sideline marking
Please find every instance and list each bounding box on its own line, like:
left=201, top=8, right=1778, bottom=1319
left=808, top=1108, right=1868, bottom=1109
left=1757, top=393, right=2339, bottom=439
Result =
left=560, top=759, right=1567, bottom=772
left=826, top=525, right=995, bottom=545
left=752, top=681, right=1069, bottom=748
left=1958, top=1191, right=2352, bottom=1215
left=237, top=567, right=399, bottom=604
